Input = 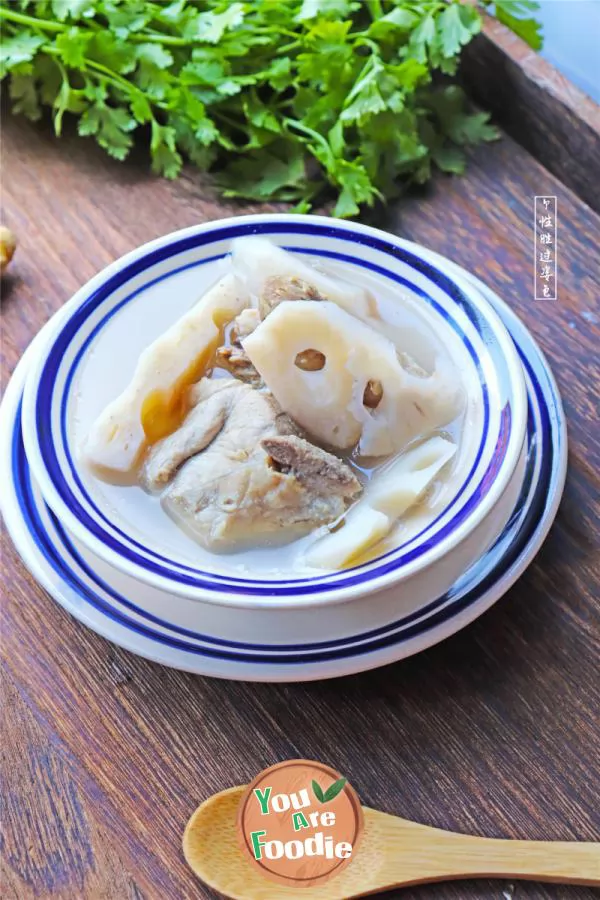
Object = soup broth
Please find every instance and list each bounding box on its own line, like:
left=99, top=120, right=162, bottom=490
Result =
left=76, top=240, right=480, bottom=575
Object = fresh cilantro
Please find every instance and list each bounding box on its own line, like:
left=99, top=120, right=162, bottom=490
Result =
left=0, top=0, right=543, bottom=216
left=51, top=0, right=96, bottom=23
left=103, top=0, right=151, bottom=38
left=432, top=145, right=467, bottom=175
left=493, top=0, right=543, bottom=50
left=9, top=70, right=42, bottom=120
left=134, top=43, right=173, bottom=98
left=55, top=28, right=92, bottom=68
left=87, top=31, right=137, bottom=75
left=438, top=4, right=481, bottom=58
left=368, top=7, right=419, bottom=41
left=130, top=91, right=152, bottom=125
left=296, top=0, right=360, bottom=22
left=0, top=32, right=44, bottom=76
left=78, top=92, right=136, bottom=159
left=220, top=143, right=306, bottom=201
left=150, top=121, right=182, bottom=178
left=426, top=85, right=500, bottom=145
left=186, top=3, right=245, bottom=45
left=409, top=13, right=437, bottom=64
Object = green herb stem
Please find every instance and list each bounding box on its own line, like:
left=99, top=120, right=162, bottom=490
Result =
left=128, top=32, right=196, bottom=47
left=275, top=40, right=301, bottom=55
left=283, top=118, right=333, bottom=161
left=0, top=7, right=66, bottom=33
left=0, top=0, right=542, bottom=213
left=366, top=0, right=383, bottom=20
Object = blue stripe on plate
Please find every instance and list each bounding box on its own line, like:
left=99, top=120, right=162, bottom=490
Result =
left=31, top=225, right=515, bottom=594
left=13, top=347, right=556, bottom=664
left=57, top=246, right=494, bottom=586
left=61, top=247, right=489, bottom=581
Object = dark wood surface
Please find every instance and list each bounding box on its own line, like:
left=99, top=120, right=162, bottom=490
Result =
left=1, top=110, right=599, bottom=900
left=461, top=11, right=600, bottom=213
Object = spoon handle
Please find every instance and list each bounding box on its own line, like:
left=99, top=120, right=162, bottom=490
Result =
left=438, top=835, right=600, bottom=886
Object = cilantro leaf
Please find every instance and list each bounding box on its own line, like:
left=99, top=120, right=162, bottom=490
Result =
left=220, top=143, right=305, bottom=200
left=79, top=98, right=136, bottom=160
left=186, top=3, right=245, bottom=44
left=88, top=32, right=137, bottom=75
left=243, top=91, right=282, bottom=134
left=409, top=13, right=436, bottom=64
left=333, top=188, right=361, bottom=219
left=55, top=28, right=92, bottom=68
left=150, top=123, right=182, bottom=178
left=195, top=118, right=219, bottom=146
left=426, top=85, right=498, bottom=145
left=437, top=4, right=481, bottom=58
left=495, top=1, right=543, bottom=50
left=155, top=0, right=187, bottom=25
left=0, top=33, right=44, bottom=76
left=135, top=43, right=173, bottom=71
left=297, top=0, right=360, bottom=21
left=341, top=79, right=387, bottom=125
left=51, top=0, right=96, bottom=22
left=0, top=0, right=542, bottom=217
left=263, top=57, right=293, bottom=92
left=9, top=71, right=42, bottom=121
left=449, top=111, right=498, bottom=145
left=130, top=93, right=152, bottom=124
left=368, top=7, right=418, bottom=40
left=298, top=20, right=353, bottom=89
left=53, top=76, right=87, bottom=135
left=432, top=145, right=466, bottom=174
left=35, top=56, right=63, bottom=106
left=103, top=0, right=151, bottom=38
left=180, top=59, right=227, bottom=89
left=330, top=158, right=380, bottom=218
left=134, top=43, right=174, bottom=98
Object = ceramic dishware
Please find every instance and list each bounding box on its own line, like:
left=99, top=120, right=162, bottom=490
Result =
left=1, top=244, right=565, bottom=680
left=20, top=215, right=528, bottom=612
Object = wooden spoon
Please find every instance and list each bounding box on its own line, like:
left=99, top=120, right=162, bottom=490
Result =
left=183, top=786, right=600, bottom=898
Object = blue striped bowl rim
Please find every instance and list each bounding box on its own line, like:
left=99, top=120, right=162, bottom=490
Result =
left=11, top=333, right=559, bottom=664
left=22, top=218, right=526, bottom=601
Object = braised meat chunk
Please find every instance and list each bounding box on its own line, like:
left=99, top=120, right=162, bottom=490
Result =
left=262, top=435, right=360, bottom=496
left=141, top=378, right=361, bottom=551
left=259, top=275, right=322, bottom=319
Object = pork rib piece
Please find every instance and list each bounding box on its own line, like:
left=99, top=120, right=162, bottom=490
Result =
left=140, top=379, right=238, bottom=491
left=141, top=378, right=361, bottom=552
left=258, top=275, right=322, bottom=319
left=262, top=435, right=360, bottom=495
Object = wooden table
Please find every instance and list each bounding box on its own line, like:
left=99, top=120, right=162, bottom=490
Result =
left=2, top=96, right=599, bottom=900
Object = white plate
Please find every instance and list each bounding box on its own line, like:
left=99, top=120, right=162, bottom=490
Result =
left=20, top=216, right=527, bottom=605
left=1, top=266, right=566, bottom=681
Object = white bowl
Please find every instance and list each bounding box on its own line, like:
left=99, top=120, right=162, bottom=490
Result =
left=3, top=250, right=567, bottom=681
left=21, top=214, right=527, bottom=610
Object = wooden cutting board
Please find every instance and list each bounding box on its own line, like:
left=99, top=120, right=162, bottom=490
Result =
left=1, top=14, right=599, bottom=898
